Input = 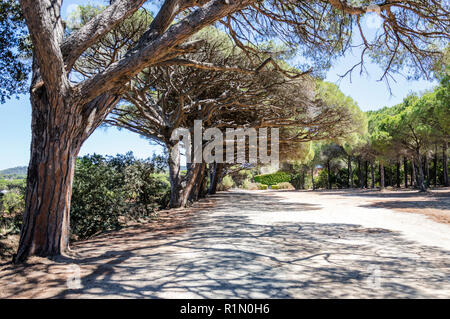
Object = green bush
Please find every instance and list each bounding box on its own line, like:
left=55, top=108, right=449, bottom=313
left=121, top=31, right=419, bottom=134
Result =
left=71, top=153, right=169, bottom=240
left=276, top=182, right=295, bottom=190
left=254, top=171, right=291, bottom=186
left=217, top=175, right=234, bottom=191
left=242, top=180, right=258, bottom=190
left=257, top=183, right=268, bottom=190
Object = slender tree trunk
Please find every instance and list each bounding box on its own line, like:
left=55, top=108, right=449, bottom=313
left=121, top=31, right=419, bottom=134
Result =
left=444, top=141, right=449, bottom=187
left=416, top=152, right=426, bottom=192
left=189, top=162, right=206, bottom=202
left=424, top=154, right=429, bottom=188
left=327, top=159, right=331, bottom=189
left=364, top=161, right=368, bottom=188
left=311, top=167, right=315, bottom=190
left=358, top=157, right=362, bottom=188
left=404, top=157, right=408, bottom=188
left=396, top=160, right=401, bottom=188
left=380, top=162, right=385, bottom=189
left=301, top=170, right=305, bottom=190
left=389, top=164, right=393, bottom=187
left=167, top=143, right=183, bottom=208
left=209, top=163, right=224, bottom=195
left=411, top=159, right=416, bottom=187
left=348, top=155, right=353, bottom=188
left=180, top=163, right=203, bottom=207
left=198, top=165, right=209, bottom=199
left=434, top=148, right=438, bottom=187
left=370, top=161, right=375, bottom=188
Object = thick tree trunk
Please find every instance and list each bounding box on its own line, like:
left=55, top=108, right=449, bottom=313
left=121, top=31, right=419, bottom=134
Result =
left=348, top=155, right=353, bottom=188
left=404, top=157, right=408, bottom=188
left=370, top=162, right=375, bottom=188
left=209, top=163, right=224, bottom=195
left=379, top=163, right=385, bottom=189
left=396, top=161, right=401, bottom=188
left=444, top=141, right=449, bottom=187
left=14, top=89, right=110, bottom=262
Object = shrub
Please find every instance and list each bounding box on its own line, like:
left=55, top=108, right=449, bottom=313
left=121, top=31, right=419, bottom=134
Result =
left=217, top=175, right=234, bottom=191
left=271, top=185, right=279, bottom=190
left=257, top=183, right=268, bottom=190
left=71, top=152, right=169, bottom=240
left=242, top=180, right=258, bottom=190
left=276, top=182, right=295, bottom=190
left=254, top=171, right=291, bottom=186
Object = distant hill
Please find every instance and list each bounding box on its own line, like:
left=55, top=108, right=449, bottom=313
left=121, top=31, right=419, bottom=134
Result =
left=0, top=166, right=27, bottom=179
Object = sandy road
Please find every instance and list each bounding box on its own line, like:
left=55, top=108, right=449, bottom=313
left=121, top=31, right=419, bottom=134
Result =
left=1, top=189, right=449, bottom=298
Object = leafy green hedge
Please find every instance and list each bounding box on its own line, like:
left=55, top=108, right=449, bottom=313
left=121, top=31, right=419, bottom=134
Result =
left=254, top=171, right=291, bottom=186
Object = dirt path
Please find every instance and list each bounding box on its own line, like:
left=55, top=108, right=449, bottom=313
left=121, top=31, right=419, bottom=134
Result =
left=1, top=190, right=449, bottom=298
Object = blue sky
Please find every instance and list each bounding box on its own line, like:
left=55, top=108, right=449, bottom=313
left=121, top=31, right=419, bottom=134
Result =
left=0, top=1, right=437, bottom=170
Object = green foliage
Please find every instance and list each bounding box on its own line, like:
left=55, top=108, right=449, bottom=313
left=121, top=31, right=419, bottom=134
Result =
left=275, top=182, right=295, bottom=190
left=257, top=183, right=268, bottom=190
left=218, top=175, right=234, bottom=191
left=254, top=171, right=291, bottom=186
left=70, top=152, right=169, bottom=240
left=0, top=0, right=31, bottom=103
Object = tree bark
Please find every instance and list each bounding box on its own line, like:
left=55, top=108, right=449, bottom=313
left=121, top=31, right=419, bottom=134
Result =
left=370, top=161, right=375, bottom=188
left=444, top=141, right=449, bottom=187
left=180, top=163, right=202, bottom=207
left=327, top=159, right=332, bottom=189
left=358, top=157, right=363, bottom=188
left=396, top=160, right=401, bottom=188
left=15, top=87, right=119, bottom=262
left=168, top=143, right=182, bottom=208
left=404, top=157, right=408, bottom=188
left=424, top=154, right=429, bottom=188
left=208, top=163, right=224, bottom=195
left=348, top=155, right=353, bottom=188
left=311, top=167, right=315, bottom=190
left=379, top=162, right=385, bottom=189
left=434, top=148, right=438, bottom=187
left=411, top=159, right=416, bottom=187
left=415, top=152, right=426, bottom=192
left=189, top=162, right=207, bottom=202
left=364, top=160, right=368, bottom=188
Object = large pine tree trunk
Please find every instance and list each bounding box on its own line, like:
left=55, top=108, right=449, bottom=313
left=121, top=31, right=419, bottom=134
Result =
left=380, top=163, right=385, bottom=189
left=396, top=160, right=401, bottom=188
left=180, top=163, right=202, bottom=207
left=404, top=157, right=408, bottom=188
left=444, top=141, right=449, bottom=187
left=424, top=155, right=429, bottom=188
left=15, top=91, right=82, bottom=262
